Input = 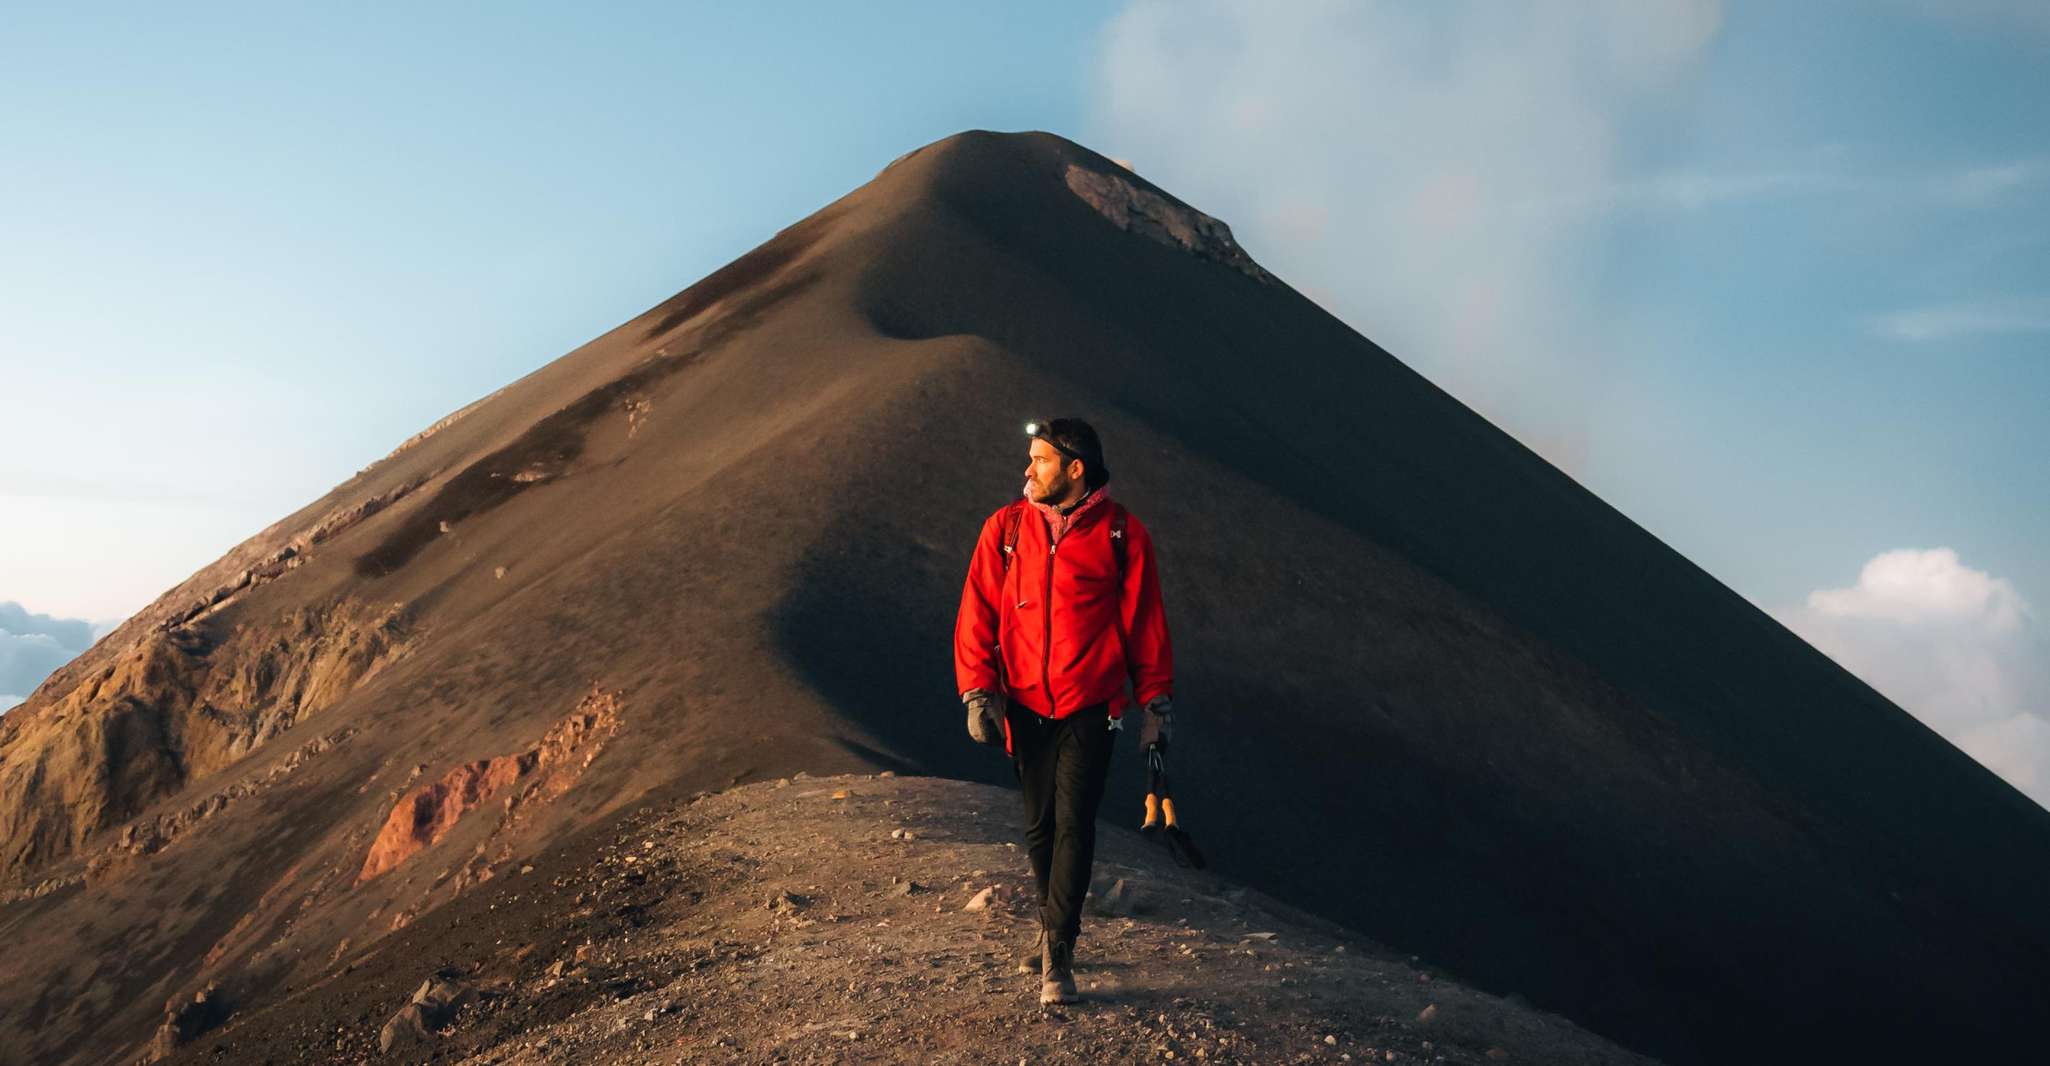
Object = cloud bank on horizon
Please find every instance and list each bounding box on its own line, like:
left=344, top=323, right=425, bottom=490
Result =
left=1, top=601, right=112, bottom=713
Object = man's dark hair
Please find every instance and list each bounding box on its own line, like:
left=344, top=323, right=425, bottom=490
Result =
left=1042, top=418, right=1110, bottom=491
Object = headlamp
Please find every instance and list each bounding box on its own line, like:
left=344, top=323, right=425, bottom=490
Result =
left=1024, top=419, right=1086, bottom=463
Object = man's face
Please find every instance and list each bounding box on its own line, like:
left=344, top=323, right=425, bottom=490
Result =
left=1024, top=439, right=1081, bottom=504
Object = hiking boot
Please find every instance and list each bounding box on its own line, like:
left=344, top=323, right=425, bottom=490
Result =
left=1040, top=936, right=1080, bottom=1005
left=1016, top=923, right=1048, bottom=972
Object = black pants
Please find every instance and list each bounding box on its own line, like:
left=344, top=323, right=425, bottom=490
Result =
left=1008, top=700, right=1117, bottom=946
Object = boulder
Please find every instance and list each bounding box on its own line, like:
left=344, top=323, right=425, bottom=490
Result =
left=378, top=1003, right=434, bottom=1054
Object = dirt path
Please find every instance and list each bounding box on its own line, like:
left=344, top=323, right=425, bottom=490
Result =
left=169, top=773, right=1660, bottom=1065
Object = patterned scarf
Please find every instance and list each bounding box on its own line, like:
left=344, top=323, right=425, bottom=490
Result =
left=1024, top=485, right=1113, bottom=545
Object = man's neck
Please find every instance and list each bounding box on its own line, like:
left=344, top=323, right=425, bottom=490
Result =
left=1052, top=487, right=1091, bottom=515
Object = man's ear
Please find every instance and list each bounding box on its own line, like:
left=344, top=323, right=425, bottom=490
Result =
left=1068, top=459, right=1085, bottom=482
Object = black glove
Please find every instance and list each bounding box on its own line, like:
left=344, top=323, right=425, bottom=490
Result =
left=1138, top=695, right=1173, bottom=752
left=963, top=689, right=1005, bottom=746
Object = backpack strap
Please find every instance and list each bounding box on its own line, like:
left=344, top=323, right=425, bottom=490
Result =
left=1007, top=499, right=1124, bottom=576
left=1000, top=500, right=1026, bottom=575
left=993, top=500, right=1027, bottom=703
left=1110, top=503, right=1128, bottom=578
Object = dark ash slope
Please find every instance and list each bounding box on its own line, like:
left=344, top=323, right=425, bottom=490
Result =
left=2, top=130, right=2044, bottom=1066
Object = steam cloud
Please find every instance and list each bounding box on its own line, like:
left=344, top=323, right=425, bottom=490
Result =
left=1088, top=0, right=1726, bottom=473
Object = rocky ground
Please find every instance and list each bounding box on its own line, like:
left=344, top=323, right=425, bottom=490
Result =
left=166, top=773, right=1660, bottom=1065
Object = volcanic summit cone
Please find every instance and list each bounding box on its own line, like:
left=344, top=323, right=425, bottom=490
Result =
left=3, top=130, right=2047, bottom=1065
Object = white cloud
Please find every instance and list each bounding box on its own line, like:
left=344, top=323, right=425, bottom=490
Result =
left=0, top=601, right=103, bottom=708
left=1867, top=299, right=2050, bottom=342
left=1087, top=0, right=1727, bottom=471
left=1776, top=549, right=2050, bottom=808
left=1807, top=548, right=2029, bottom=631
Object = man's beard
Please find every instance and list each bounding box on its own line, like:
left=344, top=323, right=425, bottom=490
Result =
left=1025, top=473, right=1071, bottom=503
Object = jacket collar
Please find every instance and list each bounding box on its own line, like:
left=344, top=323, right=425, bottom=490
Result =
left=1025, top=485, right=1112, bottom=544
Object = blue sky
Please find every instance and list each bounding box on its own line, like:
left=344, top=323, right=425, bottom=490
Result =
left=2, top=2, right=2045, bottom=800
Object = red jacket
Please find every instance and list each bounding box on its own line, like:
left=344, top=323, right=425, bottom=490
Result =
left=954, top=490, right=1174, bottom=752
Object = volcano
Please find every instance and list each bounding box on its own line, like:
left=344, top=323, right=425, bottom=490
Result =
left=3, top=130, right=2046, bottom=1065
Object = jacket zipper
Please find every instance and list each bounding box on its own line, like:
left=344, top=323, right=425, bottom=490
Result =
left=1042, top=526, right=1056, bottom=716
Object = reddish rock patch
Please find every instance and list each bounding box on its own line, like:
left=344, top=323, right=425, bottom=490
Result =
left=357, top=687, right=622, bottom=885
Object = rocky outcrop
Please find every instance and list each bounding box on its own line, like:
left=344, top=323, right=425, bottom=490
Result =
left=1063, top=163, right=1274, bottom=284
left=377, top=971, right=481, bottom=1054
left=357, top=687, right=622, bottom=885
left=0, top=726, right=356, bottom=905
left=142, top=980, right=227, bottom=1063
left=380, top=389, right=505, bottom=463
left=159, top=476, right=427, bottom=633
left=114, top=725, right=358, bottom=861
left=0, top=600, right=408, bottom=879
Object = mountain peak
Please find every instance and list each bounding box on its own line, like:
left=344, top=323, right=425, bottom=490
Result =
left=5, top=130, right=2048, bottom=1066
left=867, top=128, right=1271, bottom=283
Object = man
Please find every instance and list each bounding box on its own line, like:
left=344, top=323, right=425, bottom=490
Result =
left=954, top=417, right=1175, bottom=1006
